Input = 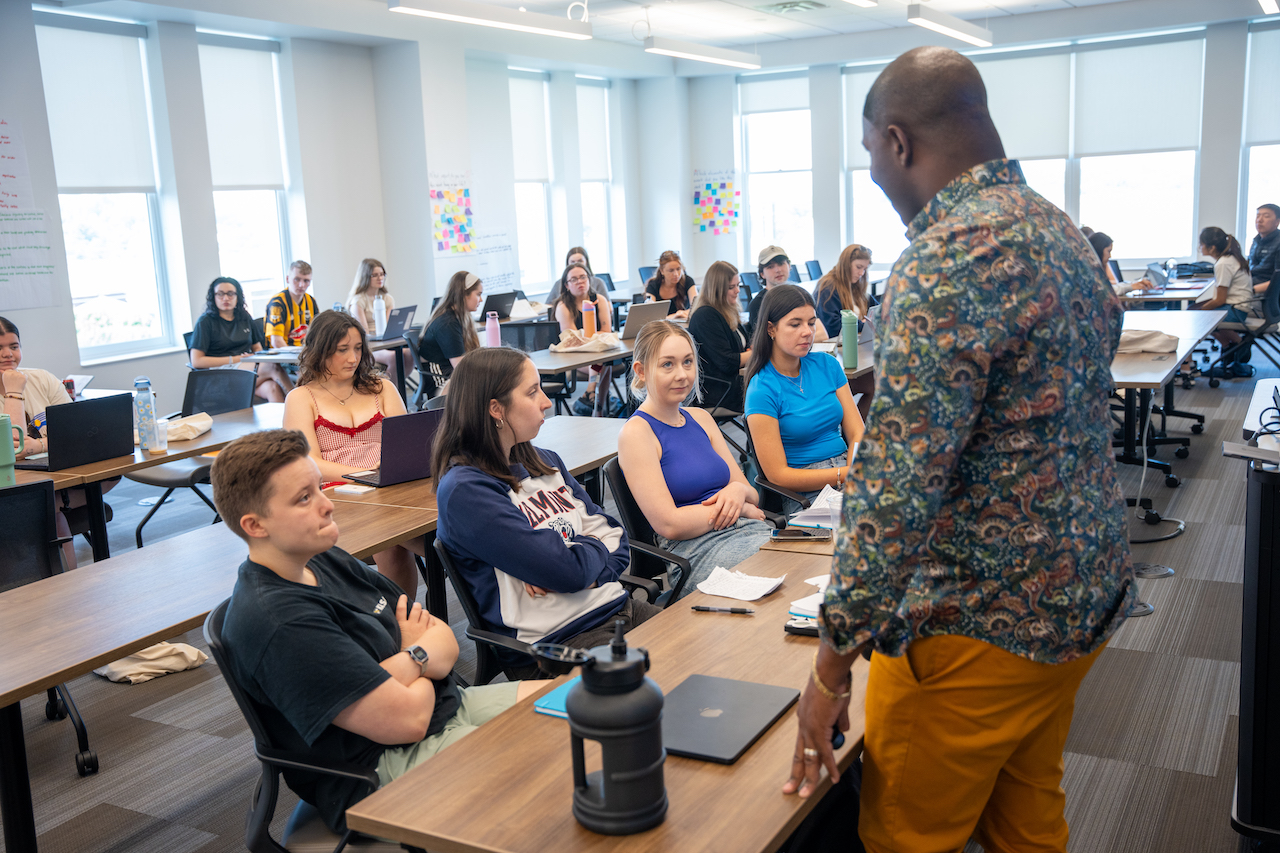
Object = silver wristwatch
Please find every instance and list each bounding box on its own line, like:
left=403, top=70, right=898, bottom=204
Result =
left=405, top=644, right=430, bottom=677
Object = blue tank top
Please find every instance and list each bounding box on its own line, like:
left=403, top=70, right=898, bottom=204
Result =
left=632, top=410, right=731, bottom=508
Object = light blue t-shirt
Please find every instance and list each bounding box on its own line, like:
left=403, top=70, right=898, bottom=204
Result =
left=744, top=352, right=848, bottom=466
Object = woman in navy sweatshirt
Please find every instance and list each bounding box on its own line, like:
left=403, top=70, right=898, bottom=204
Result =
left=432, top=347, right=660, bottom=680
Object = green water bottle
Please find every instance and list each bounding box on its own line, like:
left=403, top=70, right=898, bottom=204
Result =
left=841, top=310, right=859, bottom=370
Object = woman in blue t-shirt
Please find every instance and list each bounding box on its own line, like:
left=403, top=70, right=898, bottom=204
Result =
left=745, top=285, right=864, bottom=512
left=617, top=321, right=772, bottom=596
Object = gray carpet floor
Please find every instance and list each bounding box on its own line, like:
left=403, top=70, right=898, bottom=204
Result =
left=3, top=360, right=1270, bottom=852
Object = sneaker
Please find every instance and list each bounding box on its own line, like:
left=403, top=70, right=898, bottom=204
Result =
left=1232, top=362, right=1256, bottom=378
left=1205, top=364, right=1235, bottom=379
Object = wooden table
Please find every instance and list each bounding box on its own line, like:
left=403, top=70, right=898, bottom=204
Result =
left=243, top=337, right=411, bottom=399
left=346, top=548, right=869, bottom=853
left=760, top=537, right=835, bottom=557
left=1120, top=277, right=1214, bottom=308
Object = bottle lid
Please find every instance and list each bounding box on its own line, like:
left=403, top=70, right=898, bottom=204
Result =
left=133, top=375, right=151, bottom=387
left=580, top=621, right=650, bottom=695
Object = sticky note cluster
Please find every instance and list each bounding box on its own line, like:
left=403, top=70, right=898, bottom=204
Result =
left=430, top=188, right=474, bottom=255
left=693, top=181, right=740, bottom=235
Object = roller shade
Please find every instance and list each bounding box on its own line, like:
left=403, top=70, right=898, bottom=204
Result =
left=35, top=25, right=155, bottom=189
left=843, top=69, right=880, bottom=169
left=1246, top=29, right=1280, bottom=145
left=975, top=53, right=1070, bottom=160
left=1075, top=39, right=1204, bottom=155
left=510, top=76, right=550, bottom=182
left=740, top=73, right=808, bottom=115
left=576, top=83, right=610, bottom=182
left=199, top=44, right=285, bottom=187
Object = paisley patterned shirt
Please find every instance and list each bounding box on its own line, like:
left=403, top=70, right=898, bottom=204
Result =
left=821, top=159, right=1135, bottom=665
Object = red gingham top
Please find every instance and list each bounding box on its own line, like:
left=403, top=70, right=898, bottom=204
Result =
left=305, top=386, right=384, bottom=471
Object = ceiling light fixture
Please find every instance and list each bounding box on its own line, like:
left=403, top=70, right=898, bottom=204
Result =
left=906, top=3, right=992, bottom=48
left=841, top=0, right=877, bottom=7
left=388, top=0, right=593, bottom=40
left=1260, top=0, right=1279, bottom=14
left=643, top=36, right=762, bottom=69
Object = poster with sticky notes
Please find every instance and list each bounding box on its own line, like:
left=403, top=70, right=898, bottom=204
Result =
left=692, top=169, right=740, bottom=235
left=428, top=172, right=476, bottom=257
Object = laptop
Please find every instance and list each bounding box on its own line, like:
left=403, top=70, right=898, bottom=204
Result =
left=619, top=300, right=671, bottom=340
left=15, top=394, right=134, bottom=471
left=661, top=674, right=799, bottom=764
left=477, top=291, right=519, bottom=320
left=1145, top=263, right=1169, bottom=292
left=342, top=408, right=443, bottom=487
left=858, top=310, right=877, bottom=344
left=368, top=305, right=416, bottom=341
left=1108, top=260, right=1123, bottom=284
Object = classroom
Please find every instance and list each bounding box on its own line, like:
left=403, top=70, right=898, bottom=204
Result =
left=2, top=0, right=1279, bottom=850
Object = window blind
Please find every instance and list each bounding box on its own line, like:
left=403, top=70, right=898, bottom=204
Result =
left=740, top=73, right=809, bottom=115
left=576, top=84, right=610, bottom=182
left=975, top=53, right=1070, bottom=160
left=1246, top=29, right=1280, bottom=146
left=199, top=44, right=285, bottom=188
left=35, top=25, right=156, bottom=189
left=510, top=76, right=550, bottom=182
left=843, top=69, right=879, bottom=169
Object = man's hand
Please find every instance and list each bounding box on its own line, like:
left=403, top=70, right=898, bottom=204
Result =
left=396, top=595, right=433, bottom=650
left=783, top=647, right=856, bottom=799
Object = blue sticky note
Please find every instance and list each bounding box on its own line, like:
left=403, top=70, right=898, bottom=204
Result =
left=700, top=224, right=706, bottom=231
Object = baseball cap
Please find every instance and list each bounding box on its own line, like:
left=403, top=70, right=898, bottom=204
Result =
left=758, top=245, right=789, bottom=266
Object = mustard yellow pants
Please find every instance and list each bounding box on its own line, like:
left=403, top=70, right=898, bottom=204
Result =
left=859, top=634, right=1104, bottom=853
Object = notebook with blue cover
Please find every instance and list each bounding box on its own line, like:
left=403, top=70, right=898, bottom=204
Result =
left=533, top=676, right=581, bottom=719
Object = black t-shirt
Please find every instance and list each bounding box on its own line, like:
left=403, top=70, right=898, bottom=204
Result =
left=189, top=313, right=265, bottom=358
left=222, top=549, right=460, bottom=832
left=688, top=306, right=747, bottom=413
left=747, top=290, right=766, bottom=337
left=418, top=313, right=468, bottom=394
left=644, top=274, right=695, bottom=313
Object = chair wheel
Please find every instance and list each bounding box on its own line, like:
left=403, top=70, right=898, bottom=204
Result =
left=1175, top=447, right=1189, bottom=459
left=1209, top=377, right=1220, bottom=388
left=1165, top=475, right=1180, bottom=488
left=45, top=698, right=66, bottom=721
left=75, top=750, right=98, bottom=776
left=1191, top=423, right=1204, bottom=434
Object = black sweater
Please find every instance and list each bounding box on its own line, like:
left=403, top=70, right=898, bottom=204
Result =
left=689, top=305, right=747, bottom=413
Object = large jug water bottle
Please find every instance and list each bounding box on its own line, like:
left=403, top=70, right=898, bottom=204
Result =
left=373, top=293, right=387, bottom=337
left=133, top=376, right=167, bottom=455
left=0, top=412, right=22, bottom=487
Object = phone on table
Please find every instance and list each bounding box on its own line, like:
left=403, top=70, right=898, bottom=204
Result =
left=770, top=526, right=833, bottom=541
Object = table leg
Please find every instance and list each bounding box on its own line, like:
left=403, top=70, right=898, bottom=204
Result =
left=420, top=533, right=449, bottom=622
left=394, top=345, right=407, bottom=401
left=84, top=481, right=110, bottom=561
left=1114, top=389, right=1172, bottom=475
left=0, top=701, right=38, bottom=853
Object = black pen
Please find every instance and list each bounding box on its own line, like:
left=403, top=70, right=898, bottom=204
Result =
left=691, top=606, right=754, bottom=614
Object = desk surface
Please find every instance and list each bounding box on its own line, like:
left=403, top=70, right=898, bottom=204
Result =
left=760, top=536, right=836, bottom=557
left=529, top=340, right=636, bottom=375
left=1111, top=310, right=1224, bottom=390
left=1119, top=277, right=1214, bottom=302
left=347, top=548, right=869, bottom=853
left=243, top=338, right=406, bottom=364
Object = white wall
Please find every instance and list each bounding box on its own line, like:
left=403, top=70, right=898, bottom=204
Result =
left=636, top=77, right=690, bottom=275
left=687, top=75, right=739, bottom=278
left=809, top=65, right=844, bottom=272
left=464, top=59, right=522, bottom=293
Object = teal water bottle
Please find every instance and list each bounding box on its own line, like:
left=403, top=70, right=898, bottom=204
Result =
left=840, top=310, right=859, bottom=370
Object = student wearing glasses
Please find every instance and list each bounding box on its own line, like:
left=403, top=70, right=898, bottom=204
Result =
left=644, top=250, right=697, bottom=320
left=190, top=277, right=291, bottom=402
left=688, top=261, right=750, bottom=414
left=546, top=246, right=609, bottom=303
left=345, top=258, right=413, bottom=379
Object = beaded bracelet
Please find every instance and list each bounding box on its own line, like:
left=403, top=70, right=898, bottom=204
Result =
left=811, top=651, right=852, bottom=702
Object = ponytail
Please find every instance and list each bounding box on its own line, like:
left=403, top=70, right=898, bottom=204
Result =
left=1200, top=226, right=1249, bottom=272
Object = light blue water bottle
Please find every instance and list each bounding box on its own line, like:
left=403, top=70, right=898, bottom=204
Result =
left=133, top=376, right=166, bottom=455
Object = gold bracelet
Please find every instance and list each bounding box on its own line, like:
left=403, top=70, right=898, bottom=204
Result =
left=811, top=651, right=851, bottom=702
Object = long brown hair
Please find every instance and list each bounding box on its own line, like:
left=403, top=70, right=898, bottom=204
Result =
left=557, top=262, right=594, bottom=323
left=431, top=347, right=555, bottom=491
left=1199, top=226, right=1249, bottom=273
left=691, top=260, right=741, bottom=330
left=428, top=271, right=482, bottom=352
left=816, top=244, right=872, bottom=318
left=646, top=250, right=692, bottom=311
left=347, top=258, right=388, bottom=301
left=297, top=310, right=383, bottom=394
left=745, top=284, right=814, bottom=385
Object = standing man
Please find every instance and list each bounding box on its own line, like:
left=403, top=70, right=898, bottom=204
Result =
left=1250, top=203, right=1279, bottom=290
left=783, top=47, right=1134, bottom=853
left=265, top=260, right=317, bottom=348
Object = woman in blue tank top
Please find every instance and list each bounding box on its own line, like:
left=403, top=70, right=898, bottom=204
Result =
left=617, top=321, right=773, bottom=596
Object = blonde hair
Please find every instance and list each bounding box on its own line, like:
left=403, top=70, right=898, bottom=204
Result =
left=691, top=261, right=740, bottom=330
left=630, top=320, right=700, bottom=401
left=347, top=258, right=388, bottom=302
left=816, top=244, right=872, bottom=318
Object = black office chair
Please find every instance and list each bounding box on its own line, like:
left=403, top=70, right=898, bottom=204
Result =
left=806, top=261, right=823, bottom=281
left=1206, top=271, right=1280, bottom=387
left=697, top=374, right=749, bottom=462
left=433, top=533, right=665, bottom=685
left=127, top=369, right=256, bottom=547
left=740, top=271, right=760, bottom=295
left=788, top=265, right=801, bottom=283
left=597, top=272, right=615, bottom=292
left=400, top=330, right=434, bottom=411
left=424, top=393, right=447, bottom=412
left=0, top=480, right=98, bottom=777
left=638, top=266, right=656, bottom=287
left=742, top=423, right=814, bottom=514
left=204, top=601, right=416, bottom=853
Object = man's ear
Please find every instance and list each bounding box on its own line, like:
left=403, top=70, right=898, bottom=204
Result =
left=886, top=124, right=912, bottom=169
left=240, top=512, right=271, bottom=541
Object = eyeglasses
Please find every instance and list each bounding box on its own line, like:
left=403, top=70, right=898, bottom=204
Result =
left=215, top=290, right=238, bottom=298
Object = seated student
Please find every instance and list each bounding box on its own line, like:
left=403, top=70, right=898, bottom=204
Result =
left=556, top=261, right=615, bottom=417
left=282, top=310, right=419, bottom=598
left=688, top=260, right=750, bottom=413
left=0, top=316, right=116, bottom=568
left=211, top=428, right=540, bottom=835
left=545, top=246, right=609, bottom=303
left=1088, top=232, right=1154, bottom=296
left=418, top=271, right=482, bottom=398
left=265, top=260, right=317, bottom=349
left=189, top=277, right=291, bottom=402
left=644, top=250, right=697, bottom=320
left=1251, top=203, right=1279, bottom=290
left=345, top=258, right=413, bottom=378
left=747, top=245, right=793, bottom=334
left=812, top=244, right=878, bottom=422
left=1195, top=226, right=1257, bottom=378
left=617, top=321, right=771, bottom=595
left=745, top=285, right=864, bottom=514
left=433, top=347, right=659, bottom=681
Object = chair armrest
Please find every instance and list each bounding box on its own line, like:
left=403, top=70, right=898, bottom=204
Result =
left=755, top=476, right=811, bottom=510
left=465, top=626, right=536, bottom=658
left=761, top=510, right=787, bottom=529
left=626, top=541, right=692, bottom=605
left=255, top=746, right=382, bottom=791
left=618, top=573, right=662, bottom=603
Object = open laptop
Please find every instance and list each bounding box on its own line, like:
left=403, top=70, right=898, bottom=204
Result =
left=1145, top=262, right=1169, bottom=292
left=477, top=291, right=519, bottom=320
left=858, top=310, right=877, bottom=344
left=661, top=674, right=799, bottom=764
left=368, top=305, right=416, bottom=341
left=15, top=394, right=134, bottom=471
left=342, top=408, right=443, bottom=487
left=619, top=300, right=671, bottom=340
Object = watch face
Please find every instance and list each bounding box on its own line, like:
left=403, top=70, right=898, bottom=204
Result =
left=409, top=645, right=429, bottom=664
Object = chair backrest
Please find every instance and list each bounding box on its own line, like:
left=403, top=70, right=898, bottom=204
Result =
left=638, top=266, right=656, bottom=286
left=205, top=600, right=282, bottom=752
left=182, top=367, right=258, bottom=417
left=806, top=261, right=822, bottom=280
left=788, top=265, right=801, bottom=283
left=740, top=271, right=760, bottom=294
left=425, top=393, right=447, bottom=411
left=0, top=480, right=62, bottom=593
left=738, top=285, right=751, bottom=312
left=602, top=457, right=672, bottom=584
left=183, top=330, right=194, bottom=350
left=431, top=538, right=509, bottom=685
left=1263, top=271, right=1280, bottom=326
left=597, top=272, right=615, bottom=292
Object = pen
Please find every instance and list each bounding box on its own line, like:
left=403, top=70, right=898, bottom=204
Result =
left=691, top=606, right=754, bottom=614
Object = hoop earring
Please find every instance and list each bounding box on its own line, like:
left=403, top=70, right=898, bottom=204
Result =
left=495, top=418, right=505, bottom=431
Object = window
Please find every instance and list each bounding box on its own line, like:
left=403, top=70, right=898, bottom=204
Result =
left=36, top=22, right=171, bottom=358
left=743, top=110, right=814, bottom=265
left=1246, top=145, right=1280, bottom=233
left=1244, top=29, right=1280, bottom=235
left=212, top=190, right=286, bottom=315
left=848, top=171, right=908, bottom=269
left=1019, top=159, right=1067, bottom=212
left=510, top=74, right=553, bottom=289
left=577, top=82, right=612, bottom=275
left=580, top=182, right=611, bottom=275
left=1079, top=150, right=1196, bottom=260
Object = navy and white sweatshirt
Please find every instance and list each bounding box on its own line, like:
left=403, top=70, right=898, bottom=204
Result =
left=436, top=448, right=631, bottom=661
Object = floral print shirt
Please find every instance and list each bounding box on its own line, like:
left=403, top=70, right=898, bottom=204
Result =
left=821, top=159, right=1135, bottom=664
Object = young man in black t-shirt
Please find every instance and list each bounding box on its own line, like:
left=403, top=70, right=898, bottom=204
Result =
left=210, top=429, right=539, bottom=833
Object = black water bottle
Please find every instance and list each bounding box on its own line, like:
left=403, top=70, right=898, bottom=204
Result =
left=565, top=621, right=667, bottom=834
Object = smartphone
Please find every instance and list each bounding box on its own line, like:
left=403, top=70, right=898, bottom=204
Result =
left=771, top=526, right=833, bottom=541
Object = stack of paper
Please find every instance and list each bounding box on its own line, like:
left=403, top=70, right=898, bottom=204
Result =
left=789, top=576, right=830, bottom=618
left=790, top=485, right=843, bottom=529
left=696, top=567, right=784, bottom=601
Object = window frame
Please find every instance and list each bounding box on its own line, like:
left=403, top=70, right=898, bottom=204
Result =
left=742, top=107, right=815, bottom=270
